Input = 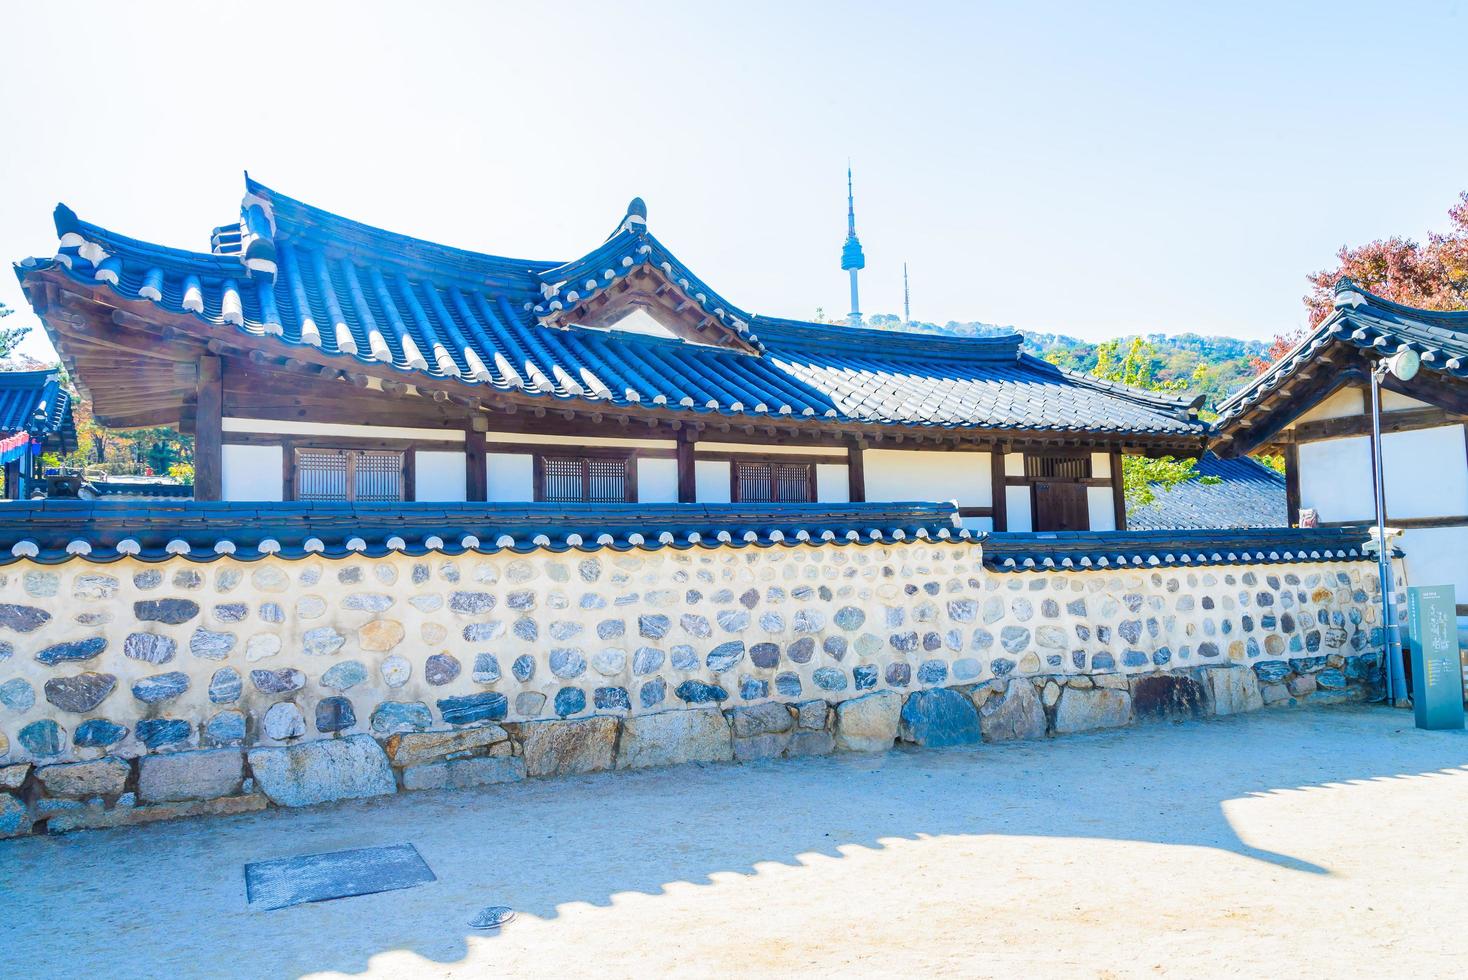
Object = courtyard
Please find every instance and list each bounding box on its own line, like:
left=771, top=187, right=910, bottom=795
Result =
left=3, top=704, right=1466, bottom=978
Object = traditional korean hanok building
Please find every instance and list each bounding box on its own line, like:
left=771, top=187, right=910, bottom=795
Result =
left=1211, top=280, right=1468, bottom=613
left=0, top=370, right=77, bottom=498
left=12, top=176, right=1210, bottom=531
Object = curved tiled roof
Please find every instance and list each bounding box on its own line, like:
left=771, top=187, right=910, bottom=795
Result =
left=1215, top=280, right=1468, bottom=427
left=0, top=500, right=1373, bottom=571
left=0, top=500, right=967, bottom=565
left=15, top=176, right=1208, bottom=441
left=0, top=370, right=76, bottom=452
left=982, top=526, right=1378, bottom=571
left=1127, top=453, right=1287, bottom=531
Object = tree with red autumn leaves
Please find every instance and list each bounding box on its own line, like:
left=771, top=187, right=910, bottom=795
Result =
left=1252, top=191, right=1468, bottom=375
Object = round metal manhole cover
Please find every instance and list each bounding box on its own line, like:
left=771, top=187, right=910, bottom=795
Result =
left=470, top=906, right=516, bottom=929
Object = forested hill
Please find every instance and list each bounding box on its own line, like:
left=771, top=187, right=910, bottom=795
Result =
left=862, top=313, right=1266, bottom=409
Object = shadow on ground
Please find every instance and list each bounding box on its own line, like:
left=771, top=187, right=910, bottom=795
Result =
left=3, top=705, right=1465, bottom=978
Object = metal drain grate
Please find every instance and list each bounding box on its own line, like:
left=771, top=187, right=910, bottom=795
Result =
left=245, top=842, right=436, bottom=911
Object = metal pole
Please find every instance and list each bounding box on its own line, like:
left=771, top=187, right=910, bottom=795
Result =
left=1369, top=363, right=1405, bottom=705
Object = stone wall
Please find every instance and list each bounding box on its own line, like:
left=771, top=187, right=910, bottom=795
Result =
left=0, top=542, right=1384, bottom=837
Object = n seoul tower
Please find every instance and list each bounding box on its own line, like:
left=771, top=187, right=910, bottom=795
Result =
left=840, top=164, right=866, bottom=325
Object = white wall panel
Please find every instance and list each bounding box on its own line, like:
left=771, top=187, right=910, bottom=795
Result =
left=484, top=430, right=674, bottom=449
left=695, top=460, right=731, bottom=503
left=1298, top=436, right=1374, bottom=523
left=486, top=453, right=533, bottom=502
left=1005, top=486, right=1032, bottom=532
left=1295, top=387, right=1364, bottom=424
left=864, top=450, right=990, bottom=507
left=223, top=417, right=463, bottom=442
left=1399, top=526, right=1468, bottom=598
left=698, top=442, right=843, bottom=457
left=414, top=451, right=467, bottom=502
left=816, top=464, right=850, bottom=503
left=1381, top=390, right=1433, bottom=411
left=1087, top=487, right=1117, bottom=531
left=222, top=444, right=283, bottom=501
left=1381, top=425, right=1468, bottom=520
left=637, top=458, right=679, bottom=503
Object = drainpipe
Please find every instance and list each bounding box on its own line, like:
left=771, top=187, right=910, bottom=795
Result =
left=1369, top=360, right=1408, bottom=705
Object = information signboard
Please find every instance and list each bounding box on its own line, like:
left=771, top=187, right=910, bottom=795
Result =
left=1406, top=585, right=1465, bottom=731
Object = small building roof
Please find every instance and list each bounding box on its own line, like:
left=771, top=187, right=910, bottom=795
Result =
left=14, top=176, right=1208, bottom=449
left=0, top=370, right=77, bottom=454
left=1213, top=280, right=1468, bottom=455
left=1127, top=453, right=1287, bottom=531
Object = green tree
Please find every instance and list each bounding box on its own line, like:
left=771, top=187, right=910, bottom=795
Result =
left=1076, top=338, right=1218, bottom=507
left=0, top=302, right=32, bottom=359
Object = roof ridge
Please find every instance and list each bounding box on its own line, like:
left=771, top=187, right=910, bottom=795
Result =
left=244, top=175, right=562, bottom=275
left=1042, top=356, right=1203, bottom=412
left=755, top=317, right=1024, bottom=361
left=1335, top=278, right=1468, bottom=325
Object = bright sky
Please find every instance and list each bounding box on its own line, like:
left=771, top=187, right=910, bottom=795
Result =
left=2, top=1, right=1465, bottom=363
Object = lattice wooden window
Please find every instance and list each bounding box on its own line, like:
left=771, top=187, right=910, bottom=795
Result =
left=1024, top=454, right=1091, bottom=481
left=295, top=448, right=404, bottom=502
left=537, top=454, right=632, bottom=503
left=733, top=460, right=815, bottom=503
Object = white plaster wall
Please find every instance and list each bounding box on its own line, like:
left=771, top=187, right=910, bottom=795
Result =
left=1004, top=453, right=1025, bottom=477
left=816, top=464, right=850, bottom=503
left=1399, top=525, right=1468, bottom=598
left=1298, top=425, right=1467, bottom=524
left=1381, top=390, right=1434, bottom=411
left=1005, top=486, right=1032, bottom=532
left=698, top=442, right=843, bottom=458
left=637, top=458, right=679, bottom=503
left=486, top=453, right=533, bottom=502
left=695, top=460, right=731, bottom=503
left=1087, top=487, right=1117, bottom=532
left=1299, top=436, right=1374, bottom=522
left=223, top=417, right=464, bottom=443
left=1295, top=387, right=1365, bottom=424
left=1091, top=453, right=1112, bottom=479
left=864, top=450, right=991, bottom=507
left=484, top=430, right=674, bottom=450
left=414, top=451, right=467, bottom=502
left=222, top=445, right=283, bottom=501
left=961, top=515, right=994, bottom=533
left=1381, top=425, right=1468, bottom=520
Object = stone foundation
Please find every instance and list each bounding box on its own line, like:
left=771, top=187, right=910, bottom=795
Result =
left=0, top=541, right=1383, bottom=836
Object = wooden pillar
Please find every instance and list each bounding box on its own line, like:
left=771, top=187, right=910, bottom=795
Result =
left=465, top=418, right=487, bottom=502
left=1110, top=450, right=1127, bottom=531
left=1283, top=442, right=1301, bottom=526
left=676, top=431, right=697, bottom=503
left=847, top=440, right=866, bottom=502
left=990, top=445, right=1008, bottom=531
left=194, top=355, right=223, bottom=501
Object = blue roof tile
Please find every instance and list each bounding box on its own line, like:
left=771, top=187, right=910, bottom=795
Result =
left=1127, top=453, right=1288, bottom=531
left=0, top=370, right=76, bottom=452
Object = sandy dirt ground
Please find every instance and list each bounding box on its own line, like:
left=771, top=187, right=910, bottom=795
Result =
left=4, top=705, right=1467, bottom=979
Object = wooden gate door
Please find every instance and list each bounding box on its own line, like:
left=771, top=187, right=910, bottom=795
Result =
left=1032, top=481, right=1090, bottom=532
